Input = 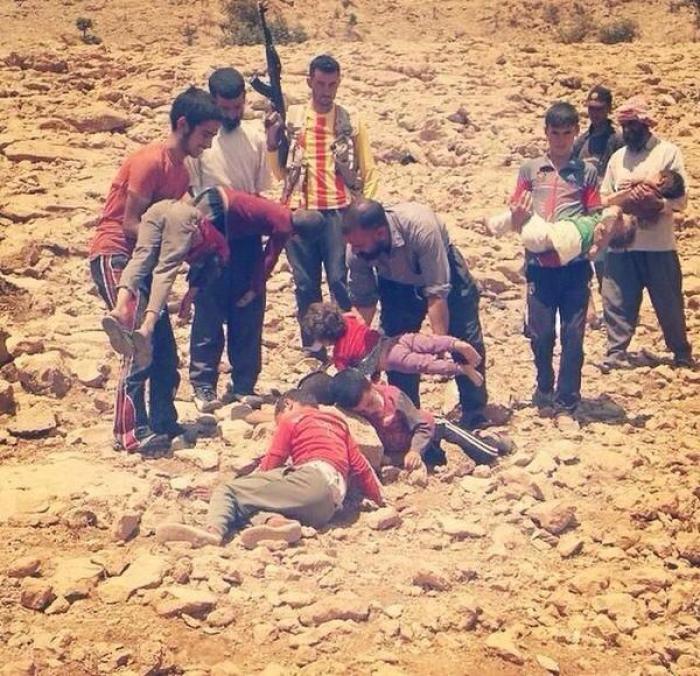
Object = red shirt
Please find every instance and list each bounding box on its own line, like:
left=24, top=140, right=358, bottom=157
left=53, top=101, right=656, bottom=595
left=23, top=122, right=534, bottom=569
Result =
left=90, top=143, right=190, bottom=258
left=215, top=187, right=293, bottom=294
left=186, top=218, right=230, bottom=266
left=258, top=407, right=383, bottom=504
left=362, top=384, right=435, bottom=457
left=332, top=314, right=382, bottom=371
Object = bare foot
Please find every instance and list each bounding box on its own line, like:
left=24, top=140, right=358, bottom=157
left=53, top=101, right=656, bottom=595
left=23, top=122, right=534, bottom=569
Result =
left=239, top=516, right=302, bottom=550
left=132, top=329, right=153, bottom=370
left=101, top=315, right=134, bottom=357
left=458, top=363, right=484, bottom=387
left=454, top=340, right=482, bottom=366
left=155, top=522, right=222, bottom=548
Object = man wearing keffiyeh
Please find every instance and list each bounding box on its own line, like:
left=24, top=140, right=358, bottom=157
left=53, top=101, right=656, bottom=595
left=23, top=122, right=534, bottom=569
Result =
left=598, top=96, right=694, bottom=372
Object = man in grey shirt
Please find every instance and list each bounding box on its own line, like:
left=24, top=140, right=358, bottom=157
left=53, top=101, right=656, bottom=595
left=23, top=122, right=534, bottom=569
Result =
left=344, top=199, right=489, bottom=429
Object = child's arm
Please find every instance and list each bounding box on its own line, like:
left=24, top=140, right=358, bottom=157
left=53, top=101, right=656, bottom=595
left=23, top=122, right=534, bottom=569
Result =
left=394, top=391, right=434, bottom=470
left=346, top=434, right=385, bottom=506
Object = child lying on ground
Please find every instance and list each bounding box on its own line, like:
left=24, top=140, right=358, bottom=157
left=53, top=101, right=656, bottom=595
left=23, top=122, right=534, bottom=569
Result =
left=301, top=303, right=484, bottom=386
left=155, top=389, right=385, bottom=548
left=332, top=368, right=509, bottom=468
left=102, top=191, right=322, bottom=367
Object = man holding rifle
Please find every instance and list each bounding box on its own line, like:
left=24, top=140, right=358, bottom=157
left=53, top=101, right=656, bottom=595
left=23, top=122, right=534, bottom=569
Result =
left=265, top=54, right=379, bottom=356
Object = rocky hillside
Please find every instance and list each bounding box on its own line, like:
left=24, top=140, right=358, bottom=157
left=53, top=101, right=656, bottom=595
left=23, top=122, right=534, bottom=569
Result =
left=0, top=0, right=699, bottom=675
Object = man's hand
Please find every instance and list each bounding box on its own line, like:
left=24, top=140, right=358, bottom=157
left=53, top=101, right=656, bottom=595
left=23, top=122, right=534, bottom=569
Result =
left=236, top=289, right=257, bottom=307
left=404, top=451, right=425, bottom=472
left=627, top=183, right=664, bottom=221
left=265, top=110, right=283, bottom=151
left=509, top=191, right=533, bottom=233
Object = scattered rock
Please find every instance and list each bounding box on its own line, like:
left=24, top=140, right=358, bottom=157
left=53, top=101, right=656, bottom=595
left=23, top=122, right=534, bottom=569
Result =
left=8, top=556, right=41, bottom=578
left=528, top=500, right=575, bottom=535
left=0, top=380, right=16, bottom=414
left=174, top=447, right=219, bottom=471
left=298, top=592, right=370, bottom=626
left=438, top=515, right=486, bottom=539
left=111, top=511, right=141, bottom=542
left=485, top=632, right=525, bottom=665
left=207, top=606, right=237, bottom=628
left=155, top=586, right=217, bottom=619
left=412, top=568, right=452, bottom=591
left=98, top=555, right=167, bottom=604
left=14, top=351, right=72, bottom=397
left=71, top=359, right=109, bottom=388
left=536, top=654, right=560, bottom=673
left=20, top=579, right=55, bottom=611
left=367, top=506, right=401, bottom=530
left=7, top=405, right=57, bottom=438
left=557, top=532, right=583, bottom=557
left=58, top=104, right=132, bottom=133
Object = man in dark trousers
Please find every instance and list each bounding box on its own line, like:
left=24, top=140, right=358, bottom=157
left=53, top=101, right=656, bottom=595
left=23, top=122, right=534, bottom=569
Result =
left=599, top=95, right=693, bottom=371
left=343, top=198, right=489, bottom=430
left=187, top=68, right=272, bottom=412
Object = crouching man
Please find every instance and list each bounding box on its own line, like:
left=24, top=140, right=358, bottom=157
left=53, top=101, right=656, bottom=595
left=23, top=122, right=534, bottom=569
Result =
left=155, top=389, right=384, bottom=548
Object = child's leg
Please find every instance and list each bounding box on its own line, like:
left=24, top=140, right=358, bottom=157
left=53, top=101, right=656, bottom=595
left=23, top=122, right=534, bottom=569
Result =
left=209, top=465, right=337, bottom=532
left=143, top=202, right=201, bottom=320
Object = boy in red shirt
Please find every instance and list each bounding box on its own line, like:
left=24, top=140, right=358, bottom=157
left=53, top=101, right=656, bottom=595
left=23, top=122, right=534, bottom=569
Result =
left=89, top=86, right=222, bottom=453
left=301, top=302, right=483, bottom=385
left=155, top=389, right=384, bottom=548
left=332, top=368, right=506, bottom=468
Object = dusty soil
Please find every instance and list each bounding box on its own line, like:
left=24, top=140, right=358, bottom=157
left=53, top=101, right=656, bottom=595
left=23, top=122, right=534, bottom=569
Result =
left=0, top=1, right=699, bottom=675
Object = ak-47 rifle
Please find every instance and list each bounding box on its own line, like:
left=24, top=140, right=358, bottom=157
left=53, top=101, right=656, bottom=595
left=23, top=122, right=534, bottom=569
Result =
left=249, top=0, right=289, bottom=168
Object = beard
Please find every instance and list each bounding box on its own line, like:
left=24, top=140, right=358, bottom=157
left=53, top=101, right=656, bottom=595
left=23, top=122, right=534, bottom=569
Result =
left=357, top=242, right=390, bottom=261
left=623, top=128, right=648, bottom=151
left=221, top=117, right=241, bottom=132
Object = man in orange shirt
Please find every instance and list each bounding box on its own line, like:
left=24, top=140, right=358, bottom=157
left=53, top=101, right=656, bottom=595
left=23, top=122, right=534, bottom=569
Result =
left=89, top=86, right=221, bottom=454
left=266, top=54, right=378, bottom=355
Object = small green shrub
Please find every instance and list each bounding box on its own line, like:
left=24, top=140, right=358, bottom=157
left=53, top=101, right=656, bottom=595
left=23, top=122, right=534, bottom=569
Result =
left=220, top=0, right=307, bottom=46
left=557, top=16, right=590, bottom=43
left=76, top=16, right=102, bottom=44
left=598, top=18, right=639, bottom=43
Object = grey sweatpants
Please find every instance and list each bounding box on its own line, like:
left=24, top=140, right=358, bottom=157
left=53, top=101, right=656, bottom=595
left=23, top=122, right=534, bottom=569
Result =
left=602, top=250, right=692, bottom=360
left=118, top=200, right=201, bottom=317
left=207, top=465, right=337, bottom=534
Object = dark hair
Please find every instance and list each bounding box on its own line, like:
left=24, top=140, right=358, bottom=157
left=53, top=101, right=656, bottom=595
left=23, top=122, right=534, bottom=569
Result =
left=297, top=371, right=336, bottom=405
left=170, top=86, right=222, bottom=131
left=544, top=101, right=579, bottom=129
left=309, top=54, right=340, bottom=77
left=332, top=368, right=371, bottom=410
left=208, top=68, right=245, bottom=99
left=657, top=169, right=685, bottom=200
left=301, top=303, right=347, bottom=342
left=274, top=388, right=318, bottom=416
left=341, top=199, right=388, bottom=235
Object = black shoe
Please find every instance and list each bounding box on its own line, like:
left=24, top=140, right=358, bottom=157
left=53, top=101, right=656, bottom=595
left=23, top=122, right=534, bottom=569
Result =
left=193, top=386, right=222, bottom=413
left=458, top=412, right=489, bottom=431
left=673, top=354, right=696, bottom=369
left=532, top=388, right=554, bottom=409
left=554, top=396, right=579, bottom=414
left=437, top=418, right=499, bottom=464
left=221, top=386, right=265, bottom=409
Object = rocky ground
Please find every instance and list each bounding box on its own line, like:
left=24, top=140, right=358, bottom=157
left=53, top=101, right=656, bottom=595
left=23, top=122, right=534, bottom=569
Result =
left=1, top=1, right=699, bottom=675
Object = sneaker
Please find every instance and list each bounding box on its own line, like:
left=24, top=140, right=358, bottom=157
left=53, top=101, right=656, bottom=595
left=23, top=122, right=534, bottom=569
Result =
left=114, top=430, right=171, bottom=455
left=673, top=354, right=695, bottom=369
left=532, top=388, right=554, bottom=409
left=437, top=418, right=499, bottom=464
left=193, top=386, right=222, bottom=413
left=221, top=385, right=265, bottom=409
left=101, top=315, right=134, bottom=357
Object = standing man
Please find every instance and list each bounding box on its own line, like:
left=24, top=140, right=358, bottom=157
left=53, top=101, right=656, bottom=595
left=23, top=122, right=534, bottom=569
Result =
left=89, top=87, right=221, bottom=453
left=266, top=54, right=378, bottom=354
left=343, top=199, right=489, bottom=430
left=511, top=102, right=600, bottom=413
left=573, top=85, right=625, bottom=323
left=188, top=68, right=272, bottom=412
left=599, top=96, right=693, bottom=371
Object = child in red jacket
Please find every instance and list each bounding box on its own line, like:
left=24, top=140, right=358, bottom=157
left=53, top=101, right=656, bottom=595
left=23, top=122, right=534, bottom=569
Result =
left=301, top=302, right=483, bottom=386
left=155, top=388, right=384, bottom=548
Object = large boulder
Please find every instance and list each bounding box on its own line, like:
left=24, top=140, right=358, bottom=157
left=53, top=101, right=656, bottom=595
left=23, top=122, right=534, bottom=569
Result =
left=14, top=351, right=72, bottom=397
